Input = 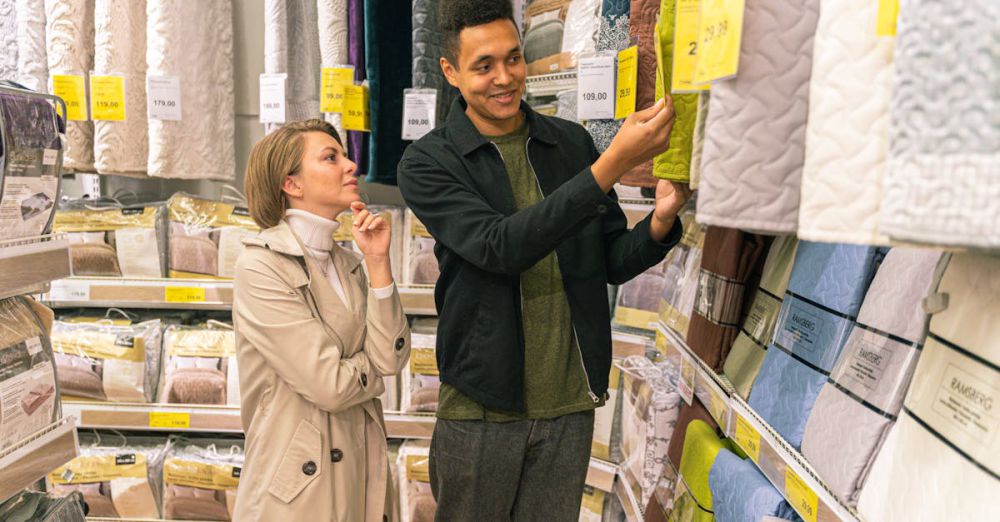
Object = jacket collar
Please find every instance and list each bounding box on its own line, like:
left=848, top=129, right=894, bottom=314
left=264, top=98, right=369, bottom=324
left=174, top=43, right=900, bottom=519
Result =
left=243, top=220, right=363, bottom=274
left=447, top=95, right=558, bottom=156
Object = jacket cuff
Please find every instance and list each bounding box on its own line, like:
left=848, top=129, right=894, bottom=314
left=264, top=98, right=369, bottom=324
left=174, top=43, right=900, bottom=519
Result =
left=635, top=213, right=684, bottom=255
left=566, top=168, right=616, bottom=214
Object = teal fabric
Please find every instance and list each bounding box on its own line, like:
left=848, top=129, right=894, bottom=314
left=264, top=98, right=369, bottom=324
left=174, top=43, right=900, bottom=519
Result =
left=364, top=0, right=412, bottom=185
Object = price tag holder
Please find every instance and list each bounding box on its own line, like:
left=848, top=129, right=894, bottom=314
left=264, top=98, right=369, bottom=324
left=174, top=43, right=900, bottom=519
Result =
left=677, top=346, right=696, bottom=405
left=343, top=84, right=370, bottom=132
left=402, top=88, right=437, bottom=140
left=90, top=74, right=126, bottom=121
left=165, top=286, right=206, bottom=303
left=692, top=0, right=745, bottom=84
left=876, top=0, right=899, bottom=36
left=47, top=280, right=91, bottom=302
left=576, top=54, right=616, bottom=121
left=785, top=468, right=819, bottom=522
left=673, top=0, right=710, bottom=92
left=147, top=75, right=182, bottom=121
left=149, top=412, right=191, bottom=429
left=734, top=414, right=761, bottom=464
left=615, top=45, right=638, bottom=119
left=51, top=74, right=88, bottom=121
left=259, top=73, right=287, bottom=124
left=320, top=65, right=354, bottom=113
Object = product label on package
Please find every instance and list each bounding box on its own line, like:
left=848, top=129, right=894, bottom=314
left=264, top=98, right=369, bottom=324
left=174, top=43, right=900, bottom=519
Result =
left=0, top=338, right=56, bottom=450
left=742, top=291, right=781, bottom=346
left=49, top=453, right=148, bottom=484
left=405, top=454, right=431, bottom=483
left=932, top=364, right=999, bottom=444
left=164, top=458, right=240, bottom=490
left=52, top=331, right=146, bottom=363
left=165, top=329, right=235, bottom=358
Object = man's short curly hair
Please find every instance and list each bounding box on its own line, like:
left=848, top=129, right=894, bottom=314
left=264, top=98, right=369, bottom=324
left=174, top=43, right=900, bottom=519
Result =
left=439, top=0, right=517, bottom=66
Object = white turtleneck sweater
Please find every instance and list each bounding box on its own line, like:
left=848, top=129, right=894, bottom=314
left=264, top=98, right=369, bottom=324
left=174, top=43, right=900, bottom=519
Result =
left=285, top=209, right=395, bottom=305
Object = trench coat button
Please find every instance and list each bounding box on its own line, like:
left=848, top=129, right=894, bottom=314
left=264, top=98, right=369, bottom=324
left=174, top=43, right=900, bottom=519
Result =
left=302, top=461, right=317, bottom=476
left=361, top=372, right=368, bottom=387
left=597, top=204, right=608, bottom=215
left=395, top=338, right=405, bottom=351
left=331, top=449, right=343, bottom=463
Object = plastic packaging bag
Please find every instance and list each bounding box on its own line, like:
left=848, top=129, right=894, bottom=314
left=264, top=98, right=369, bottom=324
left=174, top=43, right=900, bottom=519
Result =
left=161, top=437, right=243, bottom=521
left=398, top=440, right=436, bottom=522
left=658, top=199, right=705, bottom=336
left=51, top=318, right=162, bottom=402
left=0, top=296, right=59, bottom=450
left=403, top=210, right=439, bottom=286
left=402, top=320, right=439, bottom=413
left=0, top=490, right=87, bottom=522
left=166, top=193, right=258, bottom=279
left=54, top=200, right=169, bottom=278
left=48, top=431, right=171, bottom=519
left=158, top=322, right=237, bottom=406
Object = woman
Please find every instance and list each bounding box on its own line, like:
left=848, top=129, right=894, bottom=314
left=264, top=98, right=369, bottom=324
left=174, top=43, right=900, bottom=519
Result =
left=232, top=119, right=411, bottom=521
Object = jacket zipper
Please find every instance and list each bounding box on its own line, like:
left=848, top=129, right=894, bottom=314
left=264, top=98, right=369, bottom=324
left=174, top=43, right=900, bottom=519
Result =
left=521, top=137, right=600, bottom=404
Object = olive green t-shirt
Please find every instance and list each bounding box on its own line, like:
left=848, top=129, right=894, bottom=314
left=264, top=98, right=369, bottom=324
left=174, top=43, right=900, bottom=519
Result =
left=436, top=120, right=601, bottom=421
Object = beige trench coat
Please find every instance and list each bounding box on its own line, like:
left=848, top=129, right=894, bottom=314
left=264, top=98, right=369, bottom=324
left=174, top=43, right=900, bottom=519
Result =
left=231, top=221, right=411, bottom=522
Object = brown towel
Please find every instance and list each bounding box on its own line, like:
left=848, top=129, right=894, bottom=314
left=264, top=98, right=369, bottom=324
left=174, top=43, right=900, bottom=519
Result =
left=110, top=477, right=160, bottom=519
left=618, top=0, right=661, bottom=188
left=163, top=366, right=227, bottom=404
left=408, top=386, right=439, bottom=413
left=686, top=227, right=768, bottom=371
left=163, top=485, right=230, bottom=521
left=70, top=243, right=122, bottom=276
left=54, top=353, right=106, bottom=400
left=667, top=399, right=719, bottom=471
left=410, top=249, right=440, bottom=285
left=170, top=235, right=219, bottom=276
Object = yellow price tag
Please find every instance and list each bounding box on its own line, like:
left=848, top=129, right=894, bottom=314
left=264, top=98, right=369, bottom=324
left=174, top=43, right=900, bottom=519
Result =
left=734, top=415, right=761, bottom=464
left=51, top=74, right=87, bottom=121
left=343, top=84, right=370, bottom=132
left=692, top=0, right=745, bottom=84
left=615, top=46, right=638, bottom=119
left=673, top=0, right=710, bottom=92
left=149, top=412, right=191, bottom=429
left=320, top=66, right=354, bottom=113
left=90, top=75, right=126, bottom=121
left=785, top=468, right=819, bottom=522
left=655, top=330, right=670, bottom=358
left=876, top=0, right=899, bottom=37
left=165, top=286, right=206, bottom=303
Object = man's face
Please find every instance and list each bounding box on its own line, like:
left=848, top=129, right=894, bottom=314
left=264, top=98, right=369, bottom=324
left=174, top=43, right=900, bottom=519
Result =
left=441, top=18, right=526, bottom=128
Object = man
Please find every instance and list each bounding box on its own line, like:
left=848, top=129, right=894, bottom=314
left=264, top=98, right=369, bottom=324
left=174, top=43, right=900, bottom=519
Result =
left=397, top=1, right=689, bottom=519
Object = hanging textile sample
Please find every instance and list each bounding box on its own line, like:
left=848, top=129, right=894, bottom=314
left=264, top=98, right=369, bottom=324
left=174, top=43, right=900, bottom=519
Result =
left=15, top=0, right=49, bottom=92
left=651, top=0, right=698, bottom=183
left=317, top=0, right=349, bottom=140
left=0, top=1, right=17, bottom=81
left=364, top=0, right=412, bottom=184
left=696, top=0, right=820, bottom=234
left=146, top=0, right=235, bottom=180
left=412, top=0, right=459, bottom=125
left=584, top=0, right=628, bottom=153
left=93, top=0, right=148, bottom=177
left=346, top=0, right=367, bottom=174
left=45, top=0, right=96, bottom=172
left=264, top=0, right=321, bottom=135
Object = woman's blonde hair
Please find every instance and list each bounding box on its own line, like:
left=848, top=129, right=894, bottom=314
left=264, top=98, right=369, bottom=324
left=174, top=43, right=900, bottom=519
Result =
left=244, top=119, right=343, bottom=229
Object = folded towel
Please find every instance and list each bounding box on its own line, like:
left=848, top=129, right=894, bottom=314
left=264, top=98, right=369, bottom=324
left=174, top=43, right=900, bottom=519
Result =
left=801, top=248, right=944, bottom=505
left=723, top=236, right=798, bottom=398
left=709, top=450, right=802, bottom=522
left=857, top=253, right=1000, bottom=521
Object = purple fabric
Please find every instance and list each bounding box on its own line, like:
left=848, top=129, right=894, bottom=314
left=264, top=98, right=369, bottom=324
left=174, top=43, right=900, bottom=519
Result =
left=347, top=0, right=367, bottom=174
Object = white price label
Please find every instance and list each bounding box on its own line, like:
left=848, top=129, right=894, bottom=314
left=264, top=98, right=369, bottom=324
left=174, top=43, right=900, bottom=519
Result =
left=147, top=75, right=182, bottom=121
left=259, top=73, right=287, bottom=124
left=25, top=337, right=42, bottom=356
left=48, top=280, right=91, bottom=302
left=402, top=89, right=437, bottom=141
left=576, top=55, right=617, bottom=121
left=42, top=149, right=58, bottom=166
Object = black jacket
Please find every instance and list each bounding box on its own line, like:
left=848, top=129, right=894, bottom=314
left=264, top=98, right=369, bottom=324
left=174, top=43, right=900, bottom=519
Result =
left=397, top=98, right=682, bottom=412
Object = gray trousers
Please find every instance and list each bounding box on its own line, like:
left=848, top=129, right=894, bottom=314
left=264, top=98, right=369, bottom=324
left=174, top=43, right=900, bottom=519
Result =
left=429, top=409, right=596, bottom=522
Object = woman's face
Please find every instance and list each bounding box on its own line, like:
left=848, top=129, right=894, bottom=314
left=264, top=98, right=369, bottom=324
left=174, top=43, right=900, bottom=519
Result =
left=283, top=131, right=359, bottom=217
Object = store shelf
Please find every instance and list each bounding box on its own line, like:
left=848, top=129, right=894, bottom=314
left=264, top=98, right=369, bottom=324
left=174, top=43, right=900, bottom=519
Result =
left=0, top=234, right=70, bottom=299
left=43, top=277, right=233, bottom=311
left=614, top=470, right=644, bottom=522
left=42, top=277, right=439, bottom=316
left=398, top=285, right=437, bottom=316
left=586, top=457, right=618, bottom=493
left=63, top=401, right=243, bottom=433
left=0, top=417, right=79, bottom=502
left=525, top=71, right=578, bottom=97
left=657, top=323, right=735, bottom=434
left=384, top=411, right=436, bottom=439
left=728, top=398, right=861, bottom=522
left=655, top=322, right=861, bottom=522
